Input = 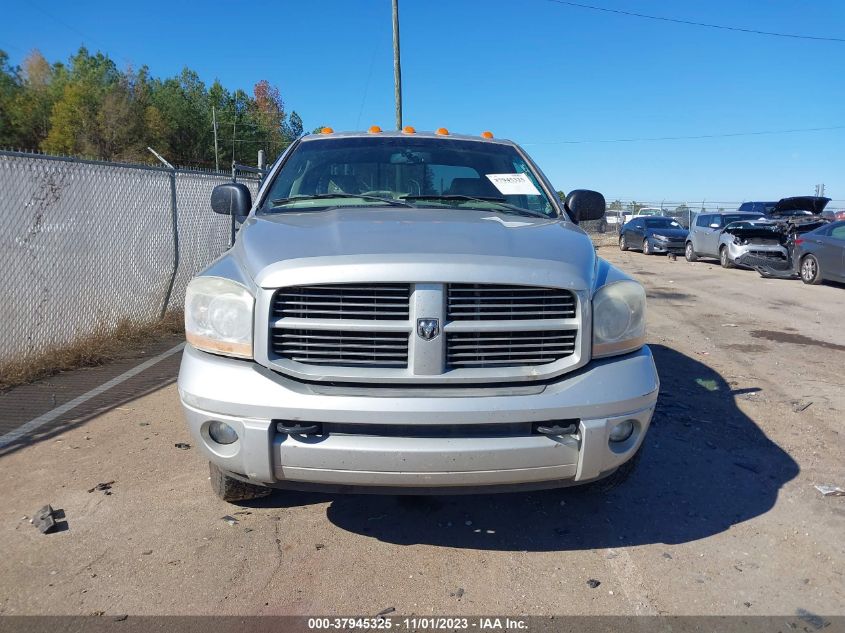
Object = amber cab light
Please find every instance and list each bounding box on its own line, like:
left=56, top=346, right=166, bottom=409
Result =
left=320, top=127, right=334, bottom=134
left=435, top=127, right=449, bottom=135
left=368, top=125, right=382, bottom=133
left=481, top=131, right=494, bottom=139
left=403, top=126, right=416, bottom=134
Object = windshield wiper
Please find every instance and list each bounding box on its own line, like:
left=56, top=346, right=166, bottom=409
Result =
left=270, top=193, right=412, bottom=208
left=400, top=194, right=549, bottom=219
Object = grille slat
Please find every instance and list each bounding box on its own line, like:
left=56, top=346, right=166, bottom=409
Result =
left=273, top=283, right=411, bottom=320
left=448, top=284, right=576, bottom=320
left=447, top=330, right=576, bottom=368
left=274, top=327, right=409, bottom=367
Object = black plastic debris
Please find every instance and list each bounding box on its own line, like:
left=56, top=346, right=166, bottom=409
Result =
left=376, top=607, right=396, bottom=617
left=87, top=481, right=114, bottom=494
left=174, top=443, right=191, bottom=450
left=449, top=587, right=465, bottom=599
left=32, top=505, right=63, bottom=534
left=586, top=579, right=601, bottom=589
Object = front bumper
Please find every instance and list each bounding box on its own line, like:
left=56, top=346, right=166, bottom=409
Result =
left=727, top=241, right=787, bottom=265
left=649, top=238, right=685, bottom=254
left=177, top=345, right=659, bottom=492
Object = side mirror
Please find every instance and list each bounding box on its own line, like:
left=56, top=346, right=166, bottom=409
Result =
left=565, top=189, right=606, bottom=223
left=211, top=183, right=252, bottom=216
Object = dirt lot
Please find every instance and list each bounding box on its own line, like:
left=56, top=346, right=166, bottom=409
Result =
left=0, top=246, right=843, bottom=618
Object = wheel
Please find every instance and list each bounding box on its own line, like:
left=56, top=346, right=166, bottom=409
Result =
left=685, top=242, right=698, bottom=262
left=719, top=246, right=734, bottom=269
left=209, top=462, right=272, bottom=503
left=800, top=254, right=822, bottom=285
left=642, top=238, right=652, bottom=255
left=619, top=234, right=629, bottom=251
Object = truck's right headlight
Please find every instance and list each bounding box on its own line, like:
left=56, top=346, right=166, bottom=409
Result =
left=592, top=280, right=646, bottom=358
left=185, top=277, right=254, bottom=359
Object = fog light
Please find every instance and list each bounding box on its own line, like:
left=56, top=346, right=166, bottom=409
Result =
left=609, top=420, right=635, bottom=442
left=208, top=421, right=238, bottom=445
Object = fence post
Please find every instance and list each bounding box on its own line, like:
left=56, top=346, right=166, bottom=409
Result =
left=230, top=162, right=237, bottom=248
left=160, top=169, right=180, bottom=318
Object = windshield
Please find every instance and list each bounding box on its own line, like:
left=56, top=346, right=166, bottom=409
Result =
left=644, top=218, right=681, bottom=228
left=259, top=136, right=556, bottom=217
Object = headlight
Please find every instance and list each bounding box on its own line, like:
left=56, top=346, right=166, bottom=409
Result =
left=653, top=234, right=668, bottom=241
left=592, top=280, right=646, bottom=358
left=185, top=277, right=254, bottom=359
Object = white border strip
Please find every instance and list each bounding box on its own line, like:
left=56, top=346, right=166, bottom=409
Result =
left=0, top=343, right=185, bottom=449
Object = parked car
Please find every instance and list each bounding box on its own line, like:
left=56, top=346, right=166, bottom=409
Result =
left=179, top=128, right=659, bottom=502
left=739, top=196, right=830, bottom=219
left=619, top=216, right=688, bottom=255
left=822, top=208, right=845, bottom=222
left=794, top=220, right=845, bottom=284
left=718, top=219, right=788, bottom=269
left=685, top=211, right=765, bottom=265
left=622, top=206, right=664, bottom=223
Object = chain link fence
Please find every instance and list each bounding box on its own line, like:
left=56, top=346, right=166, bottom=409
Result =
left=0, top=150, right=260, bottom=363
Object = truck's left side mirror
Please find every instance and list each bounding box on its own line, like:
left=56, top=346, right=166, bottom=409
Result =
left=211, top=183, right=252, bottom=216
left=565, top=189, right=606, bottom=223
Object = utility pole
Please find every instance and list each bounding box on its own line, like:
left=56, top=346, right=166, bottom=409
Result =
left=212, top=106, right=220, bottom=172
left=392, top=0, right=402, bottom=130
left=232, top=120, right=236, bottom=165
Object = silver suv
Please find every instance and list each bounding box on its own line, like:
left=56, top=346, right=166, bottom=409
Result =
left=177, top=129, right=659, bottom=502
left=685, top=211, right=764, bottom=266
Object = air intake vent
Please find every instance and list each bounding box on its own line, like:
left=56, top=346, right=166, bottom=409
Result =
left=448, top=284, right=576, bottom=320
left=447, top=330, right=576, bottom=368
left=273, top=329, right=409, bottom=367
left=273, top=284, right=411, bottom=320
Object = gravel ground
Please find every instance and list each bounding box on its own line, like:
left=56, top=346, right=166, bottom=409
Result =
left=0, top=245, right=843, bottom=617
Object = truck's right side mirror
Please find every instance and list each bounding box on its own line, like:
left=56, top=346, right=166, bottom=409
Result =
left=211, top=183, right=252, bottom=216
left=565, top=189, right=606, bottom=223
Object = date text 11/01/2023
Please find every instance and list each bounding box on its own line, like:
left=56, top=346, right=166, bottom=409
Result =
left=307, top=617, right=529, bottom=630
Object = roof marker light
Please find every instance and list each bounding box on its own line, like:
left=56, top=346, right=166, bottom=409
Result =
left=368, top=125, right=382, bottom=133
left=402, top=126, right=416, bottom=134
left=481, top=131, right=494, bottom=139
left=435, top=127, right=449, bottom=136
left=320, top=127, right=334, bottom=134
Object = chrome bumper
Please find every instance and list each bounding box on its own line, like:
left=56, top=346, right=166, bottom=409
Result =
left=177, top=345, right=659, bottom=490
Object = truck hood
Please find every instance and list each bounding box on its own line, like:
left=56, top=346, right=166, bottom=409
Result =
left=770, top=196, right=831, bottom=216
left=232, top=207, right=598, bottom=290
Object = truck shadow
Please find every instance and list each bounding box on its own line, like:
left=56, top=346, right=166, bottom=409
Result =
left=317, top=344, right=799, bottom=551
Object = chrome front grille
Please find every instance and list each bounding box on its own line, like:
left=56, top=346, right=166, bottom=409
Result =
left=266, top=282, right=582, bottom=382
left=447, top=330, right=577, bottom=367
left=272, top=329, right=409, bottom=367
left=447, top=283, right=576, bottom=320
left=272, top=284, right=411, bottom=320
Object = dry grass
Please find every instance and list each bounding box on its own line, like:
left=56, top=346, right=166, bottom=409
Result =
left=0, top=311, right=184, bottom=392
left=588, top=231, right=621, bottom=249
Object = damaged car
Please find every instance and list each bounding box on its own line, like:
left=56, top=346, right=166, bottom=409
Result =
left=719, top=196, right=832, bottom=269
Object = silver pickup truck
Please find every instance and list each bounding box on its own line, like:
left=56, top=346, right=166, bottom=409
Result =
left=177, top=129, right=659, bottom=502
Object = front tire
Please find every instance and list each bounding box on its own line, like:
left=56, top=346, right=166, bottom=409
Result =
left=685, top=242, right=698, bottom=262
left=209, top=462, right=273, bottom=503
left=619, top=234, right=629, bottom=251
left=720, top=246, right=734, bottom=269
left=642, top=238, right=652, bottom=255
left=800, top=254, right=822, bottom=285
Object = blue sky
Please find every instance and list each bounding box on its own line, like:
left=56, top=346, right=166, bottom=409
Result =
left=2, top=0, right=844, bottom=205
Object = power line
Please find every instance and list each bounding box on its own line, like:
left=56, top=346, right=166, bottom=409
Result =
left=544, top=0, right=845, bottom=43
left=521, top=124, right=845, bottom=145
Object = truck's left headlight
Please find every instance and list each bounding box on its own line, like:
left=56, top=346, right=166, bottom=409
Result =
left=185, top=277, right=254, bottom=359
left=592, top=280, right=646, bottom=358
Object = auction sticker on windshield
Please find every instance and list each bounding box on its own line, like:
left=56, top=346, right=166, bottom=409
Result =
left=486, top=173, right=541, bottom=196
